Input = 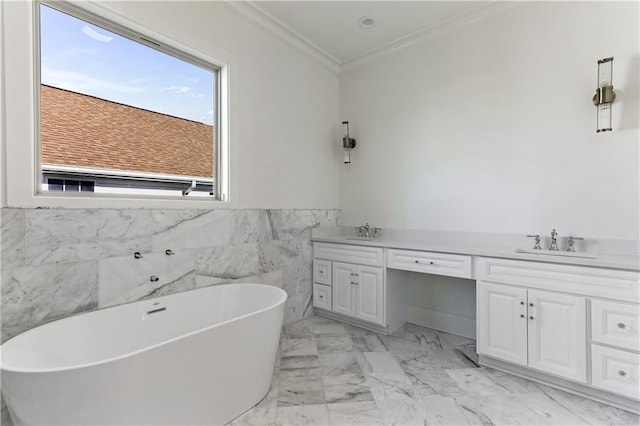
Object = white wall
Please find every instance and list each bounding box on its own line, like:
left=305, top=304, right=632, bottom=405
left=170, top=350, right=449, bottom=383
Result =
left=340, top=2, right=639, bottom=240
left=0, top=0, right=340, bottom=209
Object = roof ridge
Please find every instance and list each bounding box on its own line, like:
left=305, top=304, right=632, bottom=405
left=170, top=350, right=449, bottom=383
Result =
left=41, top=84, right=213, bottom=127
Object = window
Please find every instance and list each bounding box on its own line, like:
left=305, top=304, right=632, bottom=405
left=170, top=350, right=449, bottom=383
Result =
left=37, top=2, right=222, bottom=199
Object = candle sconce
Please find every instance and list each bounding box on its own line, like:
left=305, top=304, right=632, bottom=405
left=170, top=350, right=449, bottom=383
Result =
left=342, top=121, right=356, bottom=164
left=592, top=57, right=616, bottom=133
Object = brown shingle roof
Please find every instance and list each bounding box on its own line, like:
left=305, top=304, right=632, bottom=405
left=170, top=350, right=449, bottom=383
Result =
left=41, top=84, right=214, bottom=178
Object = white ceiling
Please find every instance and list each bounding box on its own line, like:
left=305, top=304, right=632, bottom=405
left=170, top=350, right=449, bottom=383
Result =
left=251, top=1, right=491, bottom=63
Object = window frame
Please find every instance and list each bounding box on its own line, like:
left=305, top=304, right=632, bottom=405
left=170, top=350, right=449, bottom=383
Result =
left=1, top=0, right=230, bottom=208
left=36, top=0, right=225, bottom=202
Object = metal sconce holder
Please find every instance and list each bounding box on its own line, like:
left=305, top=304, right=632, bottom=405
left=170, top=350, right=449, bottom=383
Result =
left=342, top=121, right=356, bottom=164
left=593, top=57, right=615, bottom=133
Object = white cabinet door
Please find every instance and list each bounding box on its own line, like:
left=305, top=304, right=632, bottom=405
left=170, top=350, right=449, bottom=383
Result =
left=355, top=265, right=384, bottom=325
left=527, top=289, right=587, bottom=383
left=477, top=281, right=528, bottom=366
left=332, top=262, right=357, bottom=317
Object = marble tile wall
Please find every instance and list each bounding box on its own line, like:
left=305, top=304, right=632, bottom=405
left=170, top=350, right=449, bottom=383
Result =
left=0, top=207, right=339, bottom=343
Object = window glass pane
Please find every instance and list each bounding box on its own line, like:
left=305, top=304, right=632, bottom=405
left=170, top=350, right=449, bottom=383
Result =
left=65, top=180, right=80, bottom=191
left=81, top=181, right=95, bottom=192
left=39, top=3, right=217, bottom=198
left=48, top=178, right=63, bottom=191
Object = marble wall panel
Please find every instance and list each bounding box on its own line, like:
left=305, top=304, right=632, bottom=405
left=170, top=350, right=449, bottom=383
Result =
left=1, top=209, right=25, bottom=270
left=98, top=250, right=197, bottom=308
left=1, top=260, right=98, bottom=342
left=0, top=208, right=339, bottom=345
left=24, top=209, right=153, bottom=266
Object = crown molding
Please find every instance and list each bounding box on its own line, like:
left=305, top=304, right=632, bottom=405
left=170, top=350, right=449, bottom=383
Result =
left=341, top=2, right=532, bottom=73
left=223, top=1, right=531, bottom=76
left=221, top=1, right=341, bottom=75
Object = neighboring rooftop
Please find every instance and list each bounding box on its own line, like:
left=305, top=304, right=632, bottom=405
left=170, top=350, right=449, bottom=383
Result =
left=41, top=84, right=214, bottom=178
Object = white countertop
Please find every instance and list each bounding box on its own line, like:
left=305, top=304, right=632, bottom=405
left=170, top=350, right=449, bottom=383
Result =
left=311, top=228, right=640, bottom=272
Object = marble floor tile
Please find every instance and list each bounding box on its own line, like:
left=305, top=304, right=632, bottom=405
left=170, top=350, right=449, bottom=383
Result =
left=445, top=368, right=512, bottom=396
left=323, top=374, right=374, bottom=404
left=320, top=352, right=364, bottom=377
left=374, top=397, right=424, bottom=426
left=315, top=335, right=355, bottom=354
left=360, top=351, right=404, bottom=374
left=228, top=407, right=277, bottom=426
left=276, top=404, right=330, bottom=425
left=352, top=334, right=388, bottom=352
left=279, top=355, right=320, bottom=371
left=327, top=401, right=383, bottom=425
left=366, top=372, right=416, bottom=401
left=277, top=376, right=326, bottom=407
left=225, top=315, right=638, bottom=426
left=280, top=338, right=318, bottom=357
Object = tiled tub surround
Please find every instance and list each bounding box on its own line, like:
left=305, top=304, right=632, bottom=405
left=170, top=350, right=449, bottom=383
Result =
left=229, top=315, right=640, bottom=426
left=0, top=208, right=339, bottom=343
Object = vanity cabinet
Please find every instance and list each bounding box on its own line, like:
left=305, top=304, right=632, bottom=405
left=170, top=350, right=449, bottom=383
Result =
left=313, top=243, right=385, bottom=327
left=477, top=281, right=586, bottom=382
left=476, top=257, right=640, bottom=402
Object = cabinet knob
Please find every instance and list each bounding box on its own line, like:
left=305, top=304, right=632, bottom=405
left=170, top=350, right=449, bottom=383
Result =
left=520, top=301, right=525, bottom=305
left=618, top=370, right=627, bottom=377
left=529, top=316, right=534, bottom=320
left=414, top=260, right=419, bottom=263
left=618, top=322, right=627, bottom=329
left=520, top=314, right=525, bottom=318
left=529, top=303, right=534, bottom=307
left=429, top=261, right=434, bottom=265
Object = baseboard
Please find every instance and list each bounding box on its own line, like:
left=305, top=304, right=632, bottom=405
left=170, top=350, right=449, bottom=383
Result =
left=406, top=305, right=476, bottom=339
left=480, top=355, right=640, bottom=415
left=314, top=309, right=389, bottom=335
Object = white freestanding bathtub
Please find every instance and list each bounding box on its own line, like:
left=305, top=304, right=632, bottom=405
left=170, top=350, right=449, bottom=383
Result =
left=1, top=283, right=287, bottom=425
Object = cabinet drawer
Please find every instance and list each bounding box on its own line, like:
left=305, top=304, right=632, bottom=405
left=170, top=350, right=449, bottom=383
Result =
left=313, top=284, right=332, bottom=311
left=313, top=259, right=332, bottom=285
left=475, top=257, right=639, bottom=302
left=313, top=243, right=384, bottom=267
left=387, top=249, right=472, bottom=279
left=591, top=299, right=640, bottom=351
left=592, top=345, right=640, bottom=400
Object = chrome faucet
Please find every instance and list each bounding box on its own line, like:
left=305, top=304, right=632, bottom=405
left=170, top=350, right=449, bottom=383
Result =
left=566, top=236, right=584, bottom=252
left=549, top=229, right=559, bottom=251
left=359, top=223, right=370, bottom=238
left=526, top=234, right=542, bottom=249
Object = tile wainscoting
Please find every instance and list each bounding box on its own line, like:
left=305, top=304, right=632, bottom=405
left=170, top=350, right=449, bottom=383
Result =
left=0, top=207, right=339, bottom=343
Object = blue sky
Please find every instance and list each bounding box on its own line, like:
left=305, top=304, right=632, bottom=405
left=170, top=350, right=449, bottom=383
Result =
left=40, top=4, right=215, bottom=125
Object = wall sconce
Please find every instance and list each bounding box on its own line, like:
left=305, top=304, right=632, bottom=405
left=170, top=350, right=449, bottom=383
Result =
left=592, top=57, right=616, bottom=133
left=342, top=121, right=356, bottom=164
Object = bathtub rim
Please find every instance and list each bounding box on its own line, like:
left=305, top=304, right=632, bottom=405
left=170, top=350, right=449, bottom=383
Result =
left=0, top=283, right=287, bottom=374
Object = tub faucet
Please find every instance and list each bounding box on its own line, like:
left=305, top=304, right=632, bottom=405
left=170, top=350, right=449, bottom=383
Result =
left=549, top=229, right=559, bottom=251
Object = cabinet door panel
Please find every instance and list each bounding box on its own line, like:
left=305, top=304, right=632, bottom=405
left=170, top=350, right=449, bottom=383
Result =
left=476, top=281, right=528, bottom=366
left=527, top=289, right=586, bottom=383
left=355, top=265, right=384, bottom=325
left=332, top=262, right=357, bottom=317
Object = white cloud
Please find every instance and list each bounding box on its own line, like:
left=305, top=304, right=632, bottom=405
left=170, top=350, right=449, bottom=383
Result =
left=161, top=85, right=191, bottom=94
left=81, top=25, right=113, bottom=43
left=42, top=67, right=149, bottom=95
left=191, top=92, right=204, bottom=98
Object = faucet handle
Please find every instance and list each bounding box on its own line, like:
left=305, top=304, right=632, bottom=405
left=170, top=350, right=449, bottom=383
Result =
left=526, top=234, right=542, bottom=250
left=373, top=227, right=381, bottom=239
left=566, top=236, right=584, bottom=252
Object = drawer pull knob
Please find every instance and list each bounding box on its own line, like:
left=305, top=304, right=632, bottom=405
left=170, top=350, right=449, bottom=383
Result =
left=429, top=261, right=434, bottom=265
left=415, top=260, right=419, bottom=263
left=520, top=301, right=525, bottom=305
left=617, top=322, right=627, bottom=329
left=529, top=303, right=534, bottom=307
left=529, top=316, right=534, bottom=320
left=520, top=314, right=525, bottom=318
left=618, top=370, right=627, bottom=377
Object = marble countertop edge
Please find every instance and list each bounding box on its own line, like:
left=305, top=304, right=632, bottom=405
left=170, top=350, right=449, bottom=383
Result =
left=310, top=234, right=640, bottom=272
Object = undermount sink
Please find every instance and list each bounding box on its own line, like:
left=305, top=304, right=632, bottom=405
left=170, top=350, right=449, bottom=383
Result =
left=346, top=237, right=376, bottom=241
left=515, top=248, right=598, bottom=259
